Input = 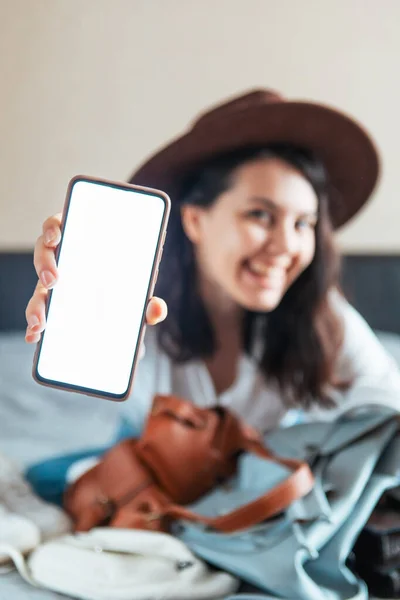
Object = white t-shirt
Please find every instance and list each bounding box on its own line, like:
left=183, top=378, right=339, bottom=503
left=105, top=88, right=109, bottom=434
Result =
left=120, top=293, right=400, bottom=434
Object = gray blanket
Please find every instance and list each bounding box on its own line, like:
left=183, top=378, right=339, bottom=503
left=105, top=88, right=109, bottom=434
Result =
left=0, top=572, right=65, bottom=599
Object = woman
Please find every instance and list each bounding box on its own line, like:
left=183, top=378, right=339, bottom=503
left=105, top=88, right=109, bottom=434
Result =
left=25, top=89, right=400, bottom=437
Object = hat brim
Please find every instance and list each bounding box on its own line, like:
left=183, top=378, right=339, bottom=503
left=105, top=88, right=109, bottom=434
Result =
left=129, top=101, right=380, bottom=229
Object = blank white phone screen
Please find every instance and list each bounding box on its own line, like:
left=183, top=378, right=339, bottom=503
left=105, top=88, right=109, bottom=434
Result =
left=36, top=179, right=166, bottom=398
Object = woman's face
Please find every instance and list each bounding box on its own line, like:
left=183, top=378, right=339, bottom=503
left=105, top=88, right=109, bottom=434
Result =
left=182, top=157, right=318, bottom=313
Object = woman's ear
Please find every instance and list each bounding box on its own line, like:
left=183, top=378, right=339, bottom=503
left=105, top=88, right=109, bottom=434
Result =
left=180, top=204, right=205, bottom=244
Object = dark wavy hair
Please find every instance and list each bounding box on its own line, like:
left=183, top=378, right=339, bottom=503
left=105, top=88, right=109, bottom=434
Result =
left=154, top=144, right=344, bottom=408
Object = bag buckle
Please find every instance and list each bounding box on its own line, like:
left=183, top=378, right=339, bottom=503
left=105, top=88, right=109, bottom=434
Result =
left=145, top=512, right=163, bottom=523
left=96, top=494, right=115, bottom=517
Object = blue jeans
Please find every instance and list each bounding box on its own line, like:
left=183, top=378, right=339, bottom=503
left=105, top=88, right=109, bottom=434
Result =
left=25, top=418, right=138, bottom=506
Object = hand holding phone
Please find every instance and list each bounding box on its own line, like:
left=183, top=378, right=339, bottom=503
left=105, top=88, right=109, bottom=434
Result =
left=28, top=176, right=170, bottom=401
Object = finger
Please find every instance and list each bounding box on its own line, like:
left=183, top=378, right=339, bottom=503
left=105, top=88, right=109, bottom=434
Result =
left=33, top=235, right=59, bottom=289
left=145, top=297, right=167, bottom=326
left=42, top=213, right=63, bottom=247
left=25, top=281, right=48, bottom=335
left=32, top=213, right=62, bottom=288
left=25, top=330, right=41, bottom=344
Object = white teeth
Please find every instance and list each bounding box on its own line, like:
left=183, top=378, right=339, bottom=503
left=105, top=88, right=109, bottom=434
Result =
left=249, top=262, right=277, bottom=276
left=247, top=262, right=287, bottom=287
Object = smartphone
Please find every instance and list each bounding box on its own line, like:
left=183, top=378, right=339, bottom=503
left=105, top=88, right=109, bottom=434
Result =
left=32, top=175, right=170, bottom=401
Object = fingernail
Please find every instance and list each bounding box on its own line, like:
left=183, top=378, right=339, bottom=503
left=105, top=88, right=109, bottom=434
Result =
left=40, top=270, right=55, bottom=287
left=27, top=315, right=39, bottom=330
left=44, top=229, right=56, bottom=245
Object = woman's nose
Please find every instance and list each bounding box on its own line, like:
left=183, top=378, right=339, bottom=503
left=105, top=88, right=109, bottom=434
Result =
left=268, top=222, right=299, bottom=256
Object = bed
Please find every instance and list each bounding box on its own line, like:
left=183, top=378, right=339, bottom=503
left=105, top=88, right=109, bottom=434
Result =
left=0, top=251, right=399, bottom=599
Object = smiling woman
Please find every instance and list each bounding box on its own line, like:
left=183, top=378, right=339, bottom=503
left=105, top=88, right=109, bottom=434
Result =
left=154, top=143, right=340, bottom=404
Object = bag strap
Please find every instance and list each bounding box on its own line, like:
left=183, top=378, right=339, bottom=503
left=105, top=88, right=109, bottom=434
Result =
left=140, top=399, right=314, bottom=532
left=162, top=429, right=314, bottom=533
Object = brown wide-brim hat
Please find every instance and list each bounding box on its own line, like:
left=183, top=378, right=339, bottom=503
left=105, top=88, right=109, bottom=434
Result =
left=129, top=89, right=380, bottom=229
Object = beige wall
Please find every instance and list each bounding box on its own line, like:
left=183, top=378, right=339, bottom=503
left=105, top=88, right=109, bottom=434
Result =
left=1, top=0, right=399, bottom=252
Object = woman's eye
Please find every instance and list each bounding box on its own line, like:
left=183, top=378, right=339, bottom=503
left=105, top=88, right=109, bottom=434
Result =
left=296, top=219, right=316, bottom=231
left=247, top=209, right=272, bottom=223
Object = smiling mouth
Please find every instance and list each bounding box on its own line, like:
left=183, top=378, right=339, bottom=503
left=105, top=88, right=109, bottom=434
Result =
left=243, top=260, right=287, bottom=290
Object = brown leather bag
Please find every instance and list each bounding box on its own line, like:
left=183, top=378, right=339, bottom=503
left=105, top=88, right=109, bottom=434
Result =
left=64, top=394, right=314, bottom=534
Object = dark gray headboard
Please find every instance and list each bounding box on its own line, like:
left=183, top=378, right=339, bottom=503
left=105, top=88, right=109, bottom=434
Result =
left=340, top=255, right=400, bottom=334
left=1, top=252, right=399, bottom=334
left=0, top=253, right=38, bottom=332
